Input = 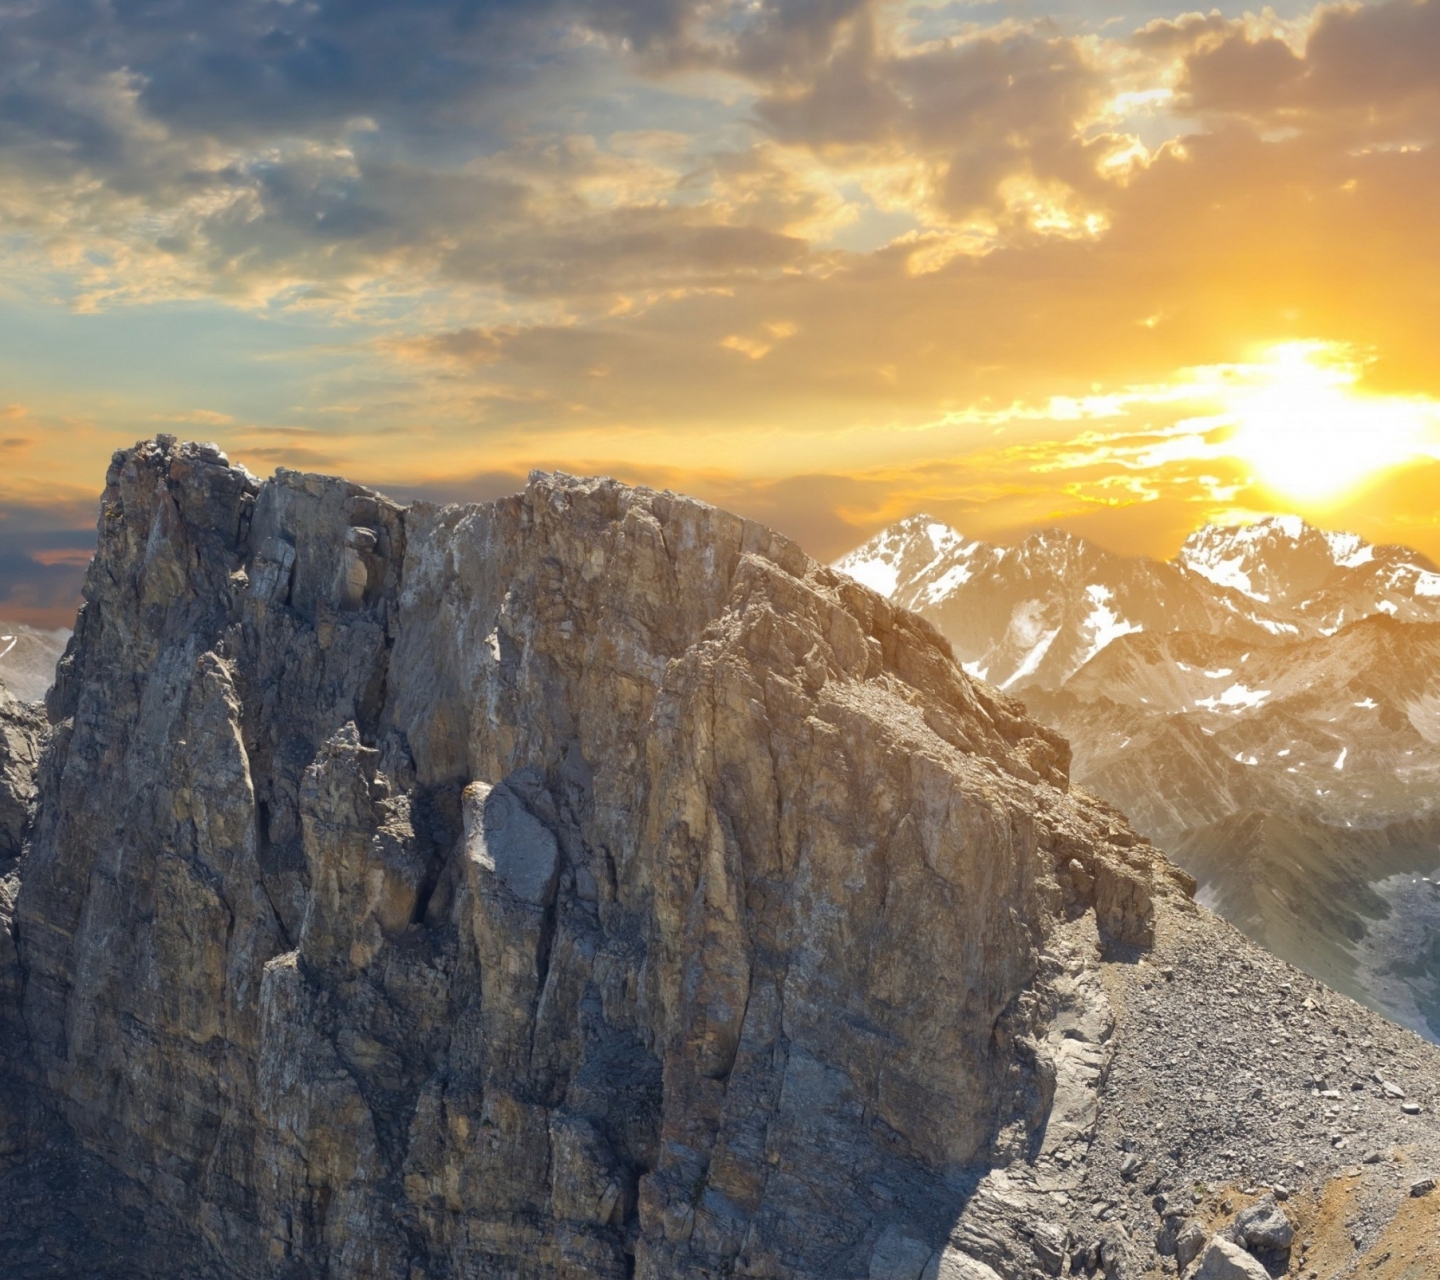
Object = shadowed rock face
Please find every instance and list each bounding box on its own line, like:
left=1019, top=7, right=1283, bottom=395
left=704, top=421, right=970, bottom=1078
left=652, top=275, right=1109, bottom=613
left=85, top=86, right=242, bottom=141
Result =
left=0, top=681, right=46, bottom=1159
left=0, top=682, right=43, bottom=868
left=4, top=439, right=1189, bottom=1279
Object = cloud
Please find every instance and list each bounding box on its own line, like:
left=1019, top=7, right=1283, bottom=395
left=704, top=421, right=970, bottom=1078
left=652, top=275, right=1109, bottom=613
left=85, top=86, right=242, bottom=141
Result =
left=1175, top=0, right=1440, bottom=125
left=7, top=0, right=1440, bottom=583
left=0, top=502, right=97, bottom=630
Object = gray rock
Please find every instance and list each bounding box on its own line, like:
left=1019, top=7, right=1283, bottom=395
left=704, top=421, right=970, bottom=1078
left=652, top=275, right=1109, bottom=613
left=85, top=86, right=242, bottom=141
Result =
left=1187, top=1236, right=1271, bottom=1280
left=466, top=777, right=561, bottom=906
left=921, top=1247, right=1004, bottom=1280
left=1175, top=1218, right=1208, bottom=1270
left=1412, top=1177, right=1436, bottom=1197
left=1231, top=1193, right=1293, bottom=1251
left=1027, top=1221, right=1068, bottom=1275
left=869, top=1226, right=935, bottom=1280
left=0, top=682, right=43, bottom=863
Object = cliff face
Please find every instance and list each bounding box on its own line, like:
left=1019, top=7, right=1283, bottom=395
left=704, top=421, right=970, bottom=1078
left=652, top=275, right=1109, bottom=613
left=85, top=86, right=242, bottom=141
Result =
left=2, top=438, right=1187, bottom=1279
left=0, top=682, right=45, bottom=1159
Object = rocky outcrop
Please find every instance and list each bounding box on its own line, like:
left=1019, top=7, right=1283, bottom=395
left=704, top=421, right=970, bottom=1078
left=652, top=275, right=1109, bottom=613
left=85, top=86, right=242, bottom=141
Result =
left=0, top=680, right=43, bottom=867
left=1, top=438, right=1190, bottom=1279
left=3, top=438, right=1439, bottom=1280
left=0, top=680, right=45, bottom=1158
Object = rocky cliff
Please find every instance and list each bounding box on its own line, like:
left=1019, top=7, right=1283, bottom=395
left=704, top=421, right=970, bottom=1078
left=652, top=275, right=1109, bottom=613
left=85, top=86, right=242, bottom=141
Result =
left=2, top=439, right=1438, bottom=1280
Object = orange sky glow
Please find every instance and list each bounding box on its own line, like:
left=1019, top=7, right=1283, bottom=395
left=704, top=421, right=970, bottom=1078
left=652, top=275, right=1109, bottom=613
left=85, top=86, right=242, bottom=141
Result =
left=4, top=0, right=1440, bottom=626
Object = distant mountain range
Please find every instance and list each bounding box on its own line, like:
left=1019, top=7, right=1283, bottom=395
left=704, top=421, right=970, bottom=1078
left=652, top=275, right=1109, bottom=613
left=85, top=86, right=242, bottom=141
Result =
left=0, top=622, right=70, bottom=704
left=837, top=514, right=1440, bottom=1040
left=836, top=513, right=1440, bottom=693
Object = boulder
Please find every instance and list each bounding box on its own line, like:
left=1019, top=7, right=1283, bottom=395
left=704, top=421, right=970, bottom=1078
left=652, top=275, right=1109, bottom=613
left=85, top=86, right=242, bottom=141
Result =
left=1187, top=1237, right=1271, bottom=1280
left=1229, top=1193, right=1293, bottom=1252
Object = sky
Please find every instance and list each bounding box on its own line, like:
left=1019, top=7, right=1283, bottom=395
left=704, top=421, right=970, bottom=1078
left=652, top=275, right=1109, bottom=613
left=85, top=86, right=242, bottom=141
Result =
left=5, top=0, right=1440, bottom=626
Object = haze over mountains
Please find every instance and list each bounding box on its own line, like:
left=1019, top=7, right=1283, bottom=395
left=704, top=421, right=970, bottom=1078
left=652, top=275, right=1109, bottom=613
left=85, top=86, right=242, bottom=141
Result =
left=839, top=514, right=1440, bottom=1041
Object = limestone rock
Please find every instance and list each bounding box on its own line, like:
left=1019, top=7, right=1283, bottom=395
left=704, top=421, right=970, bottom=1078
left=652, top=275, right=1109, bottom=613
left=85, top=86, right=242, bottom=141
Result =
left=922, top=1247, right=1004, bottom=1280
left=1227, top=1193, right=1293, bottom=1252
left=1185, top=1236, right=1270, bottom=1280
left=869, top=1225, right=935, bottom=1280
left=1175, top=1218, right=1208, bottom=1270
left=0, top=681, right=43, bottom=864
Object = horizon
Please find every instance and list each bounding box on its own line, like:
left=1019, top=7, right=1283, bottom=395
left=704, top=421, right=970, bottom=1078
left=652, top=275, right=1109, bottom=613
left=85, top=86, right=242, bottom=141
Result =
left=2, top=441, right=1435, bottom=631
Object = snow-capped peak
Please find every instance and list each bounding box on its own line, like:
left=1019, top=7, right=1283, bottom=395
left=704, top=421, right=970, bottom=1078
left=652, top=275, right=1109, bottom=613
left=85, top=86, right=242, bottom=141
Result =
left=832, top=514, right=966, bottom=599
left=1176, top=516, right=1350, bottom=602
left=1324, top=530, right=1375, bottom=569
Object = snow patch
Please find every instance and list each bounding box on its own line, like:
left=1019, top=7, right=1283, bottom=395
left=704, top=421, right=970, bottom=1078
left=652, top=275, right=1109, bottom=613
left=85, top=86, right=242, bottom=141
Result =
left=835, top=550, right=900, bottom=597
left=922, top=556, right=976, bottom=604
left=1189, top=554, right=1259, bottom=598
left=1195, top=683, right=1271, bottom=712
left=1001, top=626, right=1061, bottom=690
left=1415, top=571, right=1440, bottom=598
left=1078, top=583, right=1142, bottom=667
left=1406, top=694, right=1440, bottom=744
left=961, top=659, right=990, bottom=682
left=926, top=521, right=955, bottom=554
left=1326, top=530, right=1375, bottom=568
left=1354, top=697, right=1378, bottom=709
left=1334, top=747, right=1348, bottom=771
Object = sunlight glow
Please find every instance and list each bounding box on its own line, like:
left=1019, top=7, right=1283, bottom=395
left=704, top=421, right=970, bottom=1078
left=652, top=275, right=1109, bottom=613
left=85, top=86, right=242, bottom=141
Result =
left=1222, top=342, right=1440, bottom=504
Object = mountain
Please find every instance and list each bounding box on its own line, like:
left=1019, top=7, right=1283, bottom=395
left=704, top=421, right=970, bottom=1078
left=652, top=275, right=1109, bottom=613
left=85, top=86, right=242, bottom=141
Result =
left=837, top=513, right=1440, bottom=1042
left=835, top=516, right=1246, bottom=692
left=4, top=438, right=1438, bottom=1279
left=1054, top=615, right=1440, bottom=830
left=1026, top=616, right=1440, bottom=1040
left=837, top=513, right=1440, bottom=692
left=0, top=622, right=70, bottom=704
left=1172, top=809, right=1440, bottom=1036
left=1177, top=515, right=1440, bottom=632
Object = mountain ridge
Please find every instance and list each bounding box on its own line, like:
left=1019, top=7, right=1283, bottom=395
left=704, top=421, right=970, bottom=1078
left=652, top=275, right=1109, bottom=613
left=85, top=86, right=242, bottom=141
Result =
left=837, top=513, right=1440, bottom=693
left=1, top=440, right=1438, bottom=1279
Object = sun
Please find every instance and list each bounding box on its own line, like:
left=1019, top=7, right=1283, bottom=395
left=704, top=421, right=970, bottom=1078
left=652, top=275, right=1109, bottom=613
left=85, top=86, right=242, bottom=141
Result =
left=1222, top=342, right=1437, bottom=506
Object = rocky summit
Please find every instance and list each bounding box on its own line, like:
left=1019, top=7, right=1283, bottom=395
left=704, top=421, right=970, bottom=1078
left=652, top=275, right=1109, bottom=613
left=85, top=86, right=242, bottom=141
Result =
left=2, top=438, right=1439, bottom=1280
